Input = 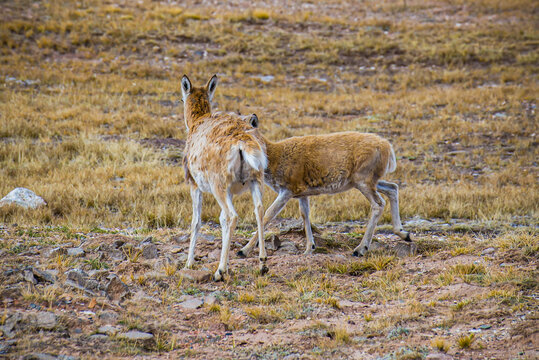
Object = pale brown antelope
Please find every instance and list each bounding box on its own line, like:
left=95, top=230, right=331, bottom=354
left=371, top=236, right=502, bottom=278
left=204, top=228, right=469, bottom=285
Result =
left=237, top=114, right=411, bottom=258
left=181, top=75, right=268, bottom=281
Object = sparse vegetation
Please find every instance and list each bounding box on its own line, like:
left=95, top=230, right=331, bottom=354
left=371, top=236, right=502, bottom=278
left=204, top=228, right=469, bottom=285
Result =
left=0, top=0, right=537, bottom=358
left=457, top=333, right=476, bottom=349
left=431, top=337, right=451, bottom=353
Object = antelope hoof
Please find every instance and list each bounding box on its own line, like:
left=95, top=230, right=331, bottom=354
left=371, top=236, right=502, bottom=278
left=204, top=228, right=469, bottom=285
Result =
left=353, top=246, right=368, bottom=257
left=404, top=232, right=412, bottom=242
left=259, top=264, right=269, bottom=276
left=237, top=249, right=247, bottom=258
left=213, top=269, right=225, bottom=282
left=304, top=245, right=315, bottom=255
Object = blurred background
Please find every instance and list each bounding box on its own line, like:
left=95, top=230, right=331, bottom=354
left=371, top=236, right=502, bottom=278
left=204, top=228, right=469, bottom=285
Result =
left=0, top=0, right=537, bottom=230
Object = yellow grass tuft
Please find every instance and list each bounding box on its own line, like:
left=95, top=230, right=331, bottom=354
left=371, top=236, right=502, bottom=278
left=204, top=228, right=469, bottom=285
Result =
left=252, top=9, right=270, bottom=20
left=457, top=333, right=475, bottom=349
left=238, top=291, right=256, bottom=304
left=431, top=337, right=450, bottom=352
left=327, top=325, right=351, bottom=345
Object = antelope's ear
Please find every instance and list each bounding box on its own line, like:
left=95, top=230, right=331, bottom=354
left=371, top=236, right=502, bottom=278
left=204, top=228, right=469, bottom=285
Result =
left=181, top=75, right=191, bottom=102
left=206, top=74, right=218, bottom=101
left=249, top=114, right=259, bottom=128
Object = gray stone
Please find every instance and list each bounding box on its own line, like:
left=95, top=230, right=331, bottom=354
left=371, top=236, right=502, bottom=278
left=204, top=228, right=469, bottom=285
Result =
left=22, top=354, right=57, bottom=360
left=23, top=269, right=37, bottom=284
left=368, top=240, right=388, bottom=252
left=31, top=268, right=56, bottom=283
left=97, top=325, right=121, bottom=336
left=49, top=247, right=67, bottom=258
left=88, top=270, right=109, bottom=280
left=57, top=356, right=78, bottom=360
left=0, top=312, right=22, bottom=338
left=105, top=275, right=130, bottom=301
left=266, top=234, right=281, bottom=251
left=34, top=312, right=57, bottom=330
left=277, top=241, right=297, bottom=254
left=141, top=243, right=158, bottom=259
left=339, top=300, right=362, bottom=308
left=425, top=354, right=453, bottom=360
left=178, top=294, right=194, bottom=303
left=405, top=217, right=433, bottom=229
left=394, top=242, right=418, bottom=257
left=132, top=290, right=162, bottom=304
left=98, top=310, right=118, bottom=323
left=89, top=334, right=109, bottom=340
left=178, top=298, right=203, bottom=310
left=178, top=269, right=211, bottom=283
left=204, top=295, right=218, bottom=306
left=65, top=269, right=89, bottom=287
left=64, top=268, right=101, bottom=296
left=84, top=279, right=103, bottom=292
left=64, top=280, right=95, bottom=296
left=171, top=234, right=189, bottom=243
left=109, top=249, right=126, bottom=261
left=67, top=247, right=85, bottom=257
left=118, top=330, right=154, bottom=341
left=201, top=233, right=216, bottom=242
left=481, top=247, right=496, bottom=256
left=0, top=187, right=46, bottom=209
left=256, top=75, right=274, bottom=83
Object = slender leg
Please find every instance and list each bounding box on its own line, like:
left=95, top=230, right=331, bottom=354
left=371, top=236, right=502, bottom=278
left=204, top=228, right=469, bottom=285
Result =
left=352, top=183, right=386, bottom=257
left=298, top=197, right=316, bottom=254
left=213, top=190, right=238, bottom=281
left=251, top=181, right=268, bottom=274
left=185, top=186, right=202, bottom=269
left=238, top=189, right=292, bottom=258
left=377, top=180, right=411, bottom=242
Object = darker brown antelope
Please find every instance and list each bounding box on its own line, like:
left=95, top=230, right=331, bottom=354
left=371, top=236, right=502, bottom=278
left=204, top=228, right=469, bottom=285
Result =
left=181, top=75, right=268, bottom=281
left=237, top=114, right=411, bottom=258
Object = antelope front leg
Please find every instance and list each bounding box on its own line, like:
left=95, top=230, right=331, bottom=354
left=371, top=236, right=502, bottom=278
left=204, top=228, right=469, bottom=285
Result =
left=185, top=186, right=202, bottom=269
left=251, top=181, right=268, bottom=275
left=298, top=197, right=316, bottom=254
left=237, top=189, right=292, bottom=258
left=353, top=184, right=386, bottom=257
left=377, top=180, right=411, bottom=242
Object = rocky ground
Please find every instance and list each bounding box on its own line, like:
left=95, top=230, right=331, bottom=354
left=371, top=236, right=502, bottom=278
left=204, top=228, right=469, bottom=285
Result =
left=0, top=218, right=537, bottom=359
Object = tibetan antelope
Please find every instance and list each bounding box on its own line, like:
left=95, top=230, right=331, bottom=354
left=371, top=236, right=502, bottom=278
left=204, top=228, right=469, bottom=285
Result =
left=181, top=75, right=268, bottom=281
left=237, top=114, right=411, bottom=258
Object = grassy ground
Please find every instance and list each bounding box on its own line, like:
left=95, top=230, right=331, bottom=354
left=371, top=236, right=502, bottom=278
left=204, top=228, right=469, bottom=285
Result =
left=0, top=0, right=537, bottom=359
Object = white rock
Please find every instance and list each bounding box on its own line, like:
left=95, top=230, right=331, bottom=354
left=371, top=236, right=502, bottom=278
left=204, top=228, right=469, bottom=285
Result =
left=97, top=325, right=121, bottom=336
left=0, top=188, right=46, bottom=209
left=118, top=330, right=154, bottom=341
left=178, top=298, right=203, bottom=310
left=67, top=248, right=85, bottom=257
left=204, top=295, right=218, bottom=306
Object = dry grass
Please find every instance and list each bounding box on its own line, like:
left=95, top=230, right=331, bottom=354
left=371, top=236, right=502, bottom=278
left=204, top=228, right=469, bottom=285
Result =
left=0, top=0, right=537, bottom=358
left=0, top=0, right=537, bottom=230
left=431, top=337, right=451, bottom=353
